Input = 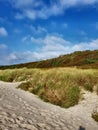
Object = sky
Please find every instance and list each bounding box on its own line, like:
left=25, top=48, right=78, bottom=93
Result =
left=0, top=0, right=98, bottom=65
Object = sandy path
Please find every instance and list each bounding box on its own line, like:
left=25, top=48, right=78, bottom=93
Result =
left=0, top=81, right=98, bottom=130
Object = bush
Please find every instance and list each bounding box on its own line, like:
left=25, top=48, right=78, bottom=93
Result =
left=86, top=59, right=97, bottom=64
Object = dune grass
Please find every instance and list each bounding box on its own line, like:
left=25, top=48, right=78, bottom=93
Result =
left=0, top=67, right=98, bottom=108
left=92, top=111, right=98, bottom=122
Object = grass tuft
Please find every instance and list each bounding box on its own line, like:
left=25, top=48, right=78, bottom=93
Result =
left=18, top=81, right=32, bottom=91
left=84, top=83, right=93, bottom=92
left=92, top=111, right=98, bottom=122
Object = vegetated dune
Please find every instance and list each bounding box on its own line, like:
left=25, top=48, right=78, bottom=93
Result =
left=0, top=50, right=98, bottom=129
left=0, top=50, right=98, bottom=69
left=0, top=67, right=98, bottom=108
left=0, top=81, right=98, bottom=130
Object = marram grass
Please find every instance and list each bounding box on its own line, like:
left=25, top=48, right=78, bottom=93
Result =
left=92, top=111, right=98, bottom=122
left=0, top=67, right=98, bottom=108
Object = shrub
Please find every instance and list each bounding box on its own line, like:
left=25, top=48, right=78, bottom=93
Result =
left=86, top=59, right=97, bottom=64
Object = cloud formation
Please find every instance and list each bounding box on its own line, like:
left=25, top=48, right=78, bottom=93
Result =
left=0, top=27, right=8, bottom=36
left=0, top=44, right=8, bottom=49
left=1, top=34, right=98, bottom=65
left=1, top=0, right=98, bottom=20
left=31, top=35, right=70, bottom=45
left=30, top=25, right=47, bottom=34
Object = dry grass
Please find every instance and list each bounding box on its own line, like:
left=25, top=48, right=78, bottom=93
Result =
left=92, top=111, right=98, bottom=122
left=0, top=67, right=98, bottom=108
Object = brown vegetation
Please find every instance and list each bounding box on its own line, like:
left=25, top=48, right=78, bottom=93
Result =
left=0, top=50, right=98, bottom=69
left=0, top=68, right=98, bottom=108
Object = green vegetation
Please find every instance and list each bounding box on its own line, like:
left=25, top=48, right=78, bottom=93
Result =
left=86, top=58, right=98, bottom=64
left=18, top=81, right=32, bottom=91
left=84, top=83, right=93, bottom=92
left=0, top=50, right=98, bottom=108
left=0, top=50, right=98, bottom=69
left=92, top=111, right=98, bottom=122
left=0, top=67, right=98, bottom=108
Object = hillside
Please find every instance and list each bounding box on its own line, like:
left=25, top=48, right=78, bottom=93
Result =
left=0, top=50, right=98, bottom=69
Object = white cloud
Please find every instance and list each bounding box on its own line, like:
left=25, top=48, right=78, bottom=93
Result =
left=24, top=10, right=36, bottom=20
left=30, top=25, right=47, bottom=34
left=22, top=36, right=28, bottom=42
left=31, top=35, right=70, bottom=45
left=2, top=0, right=98, bottom=20
left=37, top=26, right=47, bottom=33
left=8, top=0, right=42, bottom=9
left=0, top=27, right=8, bottom=36
left=31, top=34, right=98, bottom=52
left=7, top=53, right=18, bottom=61
left=21, top=35, right=30, bottom=42
left=0, top=43, right=8, bottom=65
left=42, top=43, right=68, bottom=52
left=11, top=0, right=33, bottom=8
left=0, top=44, right=8, bottom=49
left=59, top=0, right=98, bottom=7
left=4, top=38, right=98, bottom=65
left=0, top=33, right=98, bottom=65
left=31, top=37, right=43, bottom=44
left=0, top=53, right=18, bottom=65
left=44, top=35, right=70, bottom=45
left=30, top=36, right=98, bottom=61
left=84, top=39, right=98, bottom=49
left=50, top=22, right=68, bottom=30
left=70, top=39, right=98, bottom=52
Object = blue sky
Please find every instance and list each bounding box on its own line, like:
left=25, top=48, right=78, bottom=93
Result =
left=0, top=0, right=98, bottom=65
